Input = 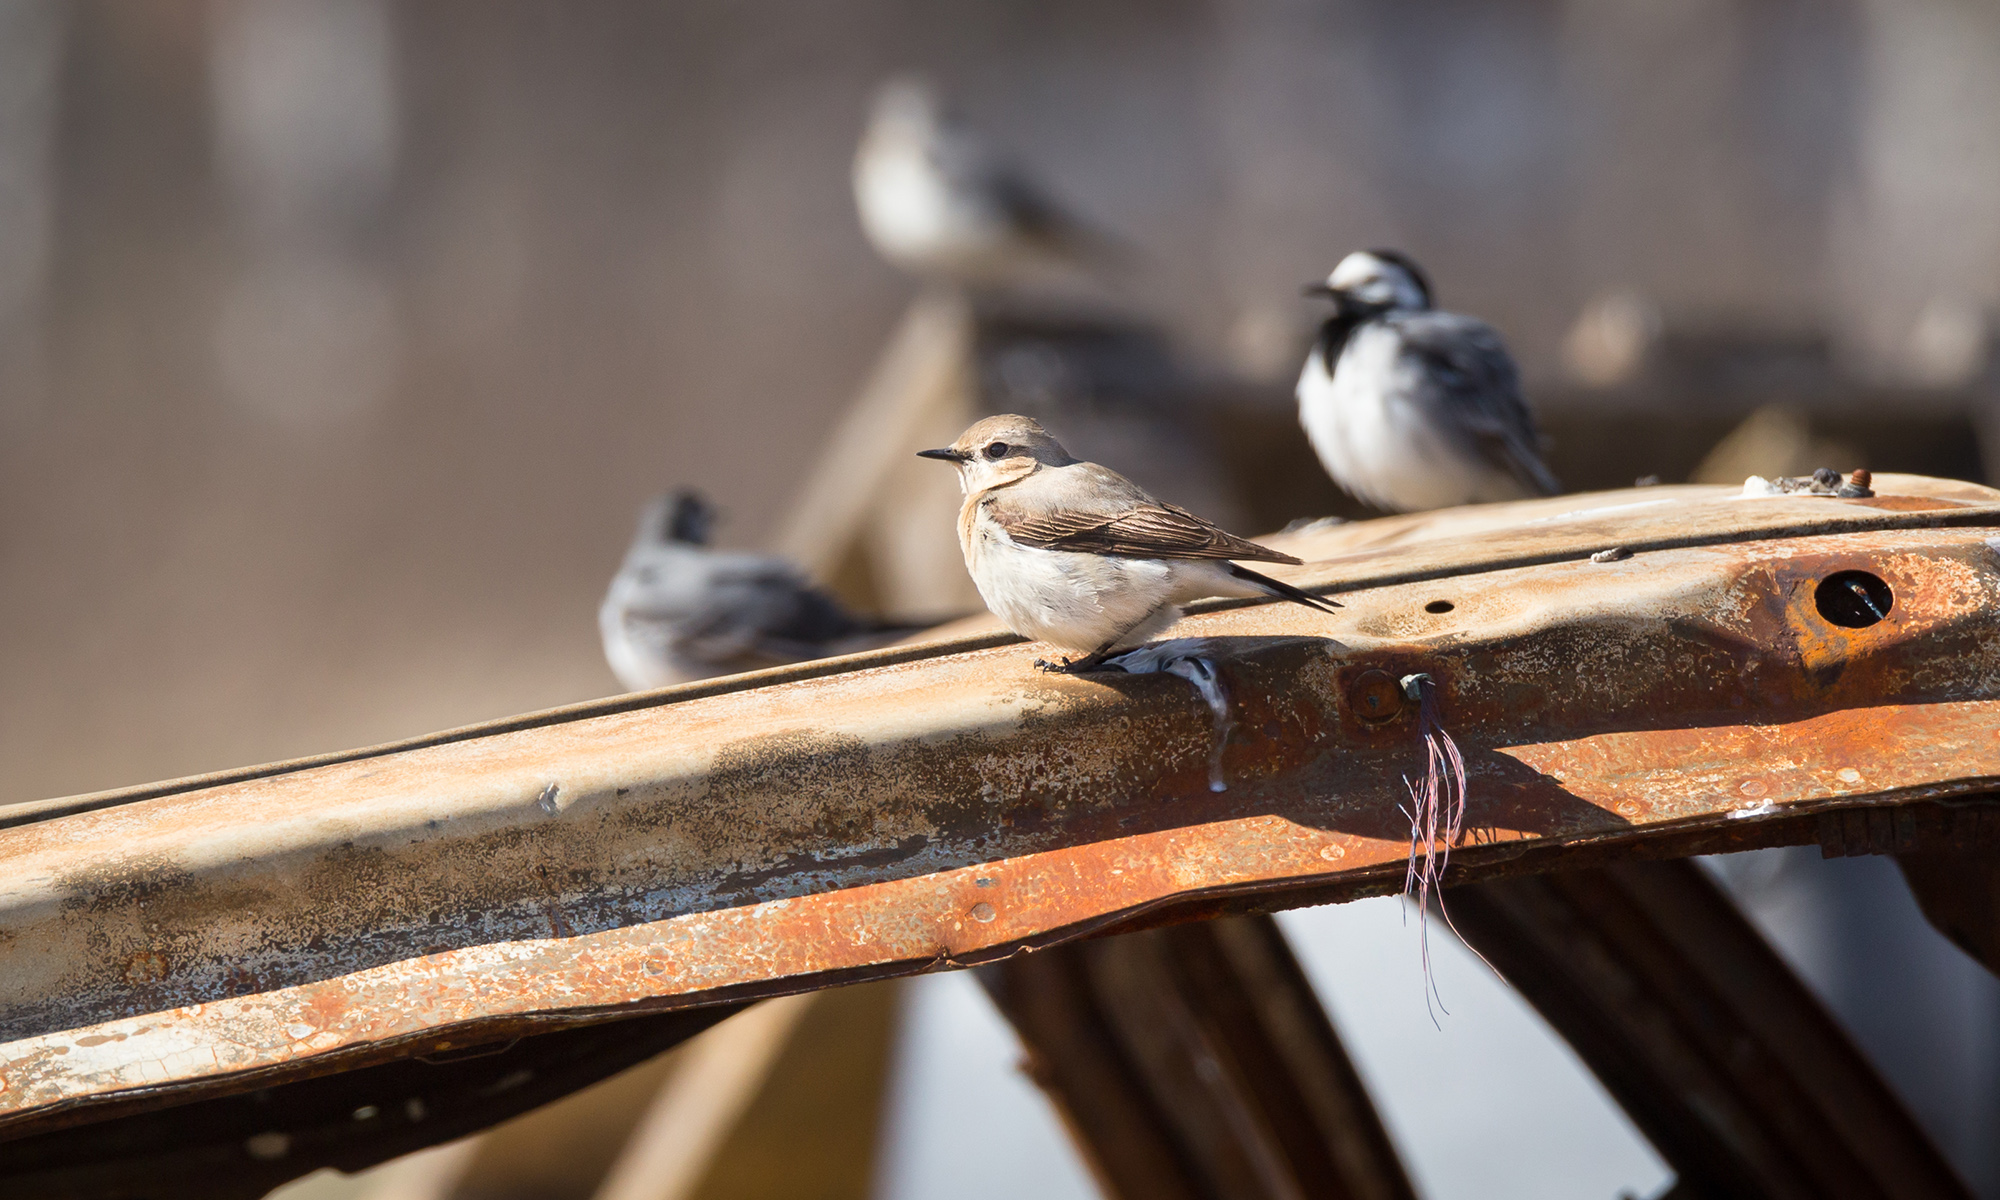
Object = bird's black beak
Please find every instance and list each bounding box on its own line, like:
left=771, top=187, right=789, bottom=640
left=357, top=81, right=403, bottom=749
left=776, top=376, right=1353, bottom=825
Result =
left=1301, top=282, right=1340, bottom=300
left=917, top=447, right=967, bottom=462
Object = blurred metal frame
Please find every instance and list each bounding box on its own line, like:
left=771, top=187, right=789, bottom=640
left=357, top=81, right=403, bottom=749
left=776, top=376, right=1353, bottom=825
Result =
left=6, top=477, right=2000, bottom=1195
left=0, top=1004, right=743, bottom=1200
left=1448, top=859, right=1969, bottom=1200
left=978, top=914, right=1419, bottom=1200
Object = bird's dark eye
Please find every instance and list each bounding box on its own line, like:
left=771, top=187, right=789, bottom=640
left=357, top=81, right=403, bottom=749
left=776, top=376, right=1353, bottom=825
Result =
left=984, top=441, right=1010, bottom=459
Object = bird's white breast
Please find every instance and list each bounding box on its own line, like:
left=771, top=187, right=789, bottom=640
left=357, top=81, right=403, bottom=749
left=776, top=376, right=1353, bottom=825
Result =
left=963, top=507, right=1178, bottom=653
left=1297, top=322, right=1512, bottom=512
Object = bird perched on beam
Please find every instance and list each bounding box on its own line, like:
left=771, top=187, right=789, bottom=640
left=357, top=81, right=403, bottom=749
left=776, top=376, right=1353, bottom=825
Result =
left=1297, top=249, right=1559, bottom=512
left=853, top=76, right=1128, bottom=283
left=599, top=491, right=927, bottom=690
left=918, top=415, right=1337, bottom=673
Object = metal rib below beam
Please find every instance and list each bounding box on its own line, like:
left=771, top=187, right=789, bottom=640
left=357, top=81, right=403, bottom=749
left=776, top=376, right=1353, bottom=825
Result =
left=1444, top=860, right=1971, bottom=1200
left=0, top=1005, right=740, bottom=1200
left=978, top=915, right=1415, bottom=1200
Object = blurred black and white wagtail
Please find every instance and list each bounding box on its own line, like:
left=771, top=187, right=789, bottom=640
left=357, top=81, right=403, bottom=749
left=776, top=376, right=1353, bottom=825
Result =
left=1297, top=249, right=1559, bottom=511
left=853, top=76, right=1128, bottom=284
left=599, top=491, right=926, bottom=689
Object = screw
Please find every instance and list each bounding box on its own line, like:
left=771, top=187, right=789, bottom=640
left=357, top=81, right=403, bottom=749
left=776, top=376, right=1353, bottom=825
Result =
left=1347, top=670, right=1404, bottom=724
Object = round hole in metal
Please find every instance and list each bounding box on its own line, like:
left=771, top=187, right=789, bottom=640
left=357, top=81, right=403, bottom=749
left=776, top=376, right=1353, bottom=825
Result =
left=1814, top=571, right=1892, bottom=628
left=1424, top=600, right=1454, bottom=614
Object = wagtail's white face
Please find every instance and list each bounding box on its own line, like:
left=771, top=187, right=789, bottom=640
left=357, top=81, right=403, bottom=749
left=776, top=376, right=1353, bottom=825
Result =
left=917, top=413, right=1078, bottom=495
left=1306, top=249, right=1432, bottom=315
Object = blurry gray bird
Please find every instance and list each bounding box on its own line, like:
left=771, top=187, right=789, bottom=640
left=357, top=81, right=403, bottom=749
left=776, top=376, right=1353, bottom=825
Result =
left=853, top=76, right=1129, bottom=283
left=918, top=415, right=1336, bottom=673
left=1297, top=249, right=1559, bottom=512
left=599, top=491, right=926, bottom=690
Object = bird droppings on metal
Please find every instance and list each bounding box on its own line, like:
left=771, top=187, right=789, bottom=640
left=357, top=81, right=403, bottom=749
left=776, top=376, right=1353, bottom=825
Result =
left=5, top=477, right=2000, bottom=1136
left=1103, top=639, right=1241, bottom=793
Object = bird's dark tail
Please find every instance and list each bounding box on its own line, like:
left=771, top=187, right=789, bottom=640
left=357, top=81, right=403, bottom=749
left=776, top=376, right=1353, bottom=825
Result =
left=1227, top=564, right=1341, bottom=614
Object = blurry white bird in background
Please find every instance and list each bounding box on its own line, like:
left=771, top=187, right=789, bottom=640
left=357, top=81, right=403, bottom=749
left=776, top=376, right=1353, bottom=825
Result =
left=599, top=491, right=931, bottom=690
left=1297, top=249, right=1559, bottom=513
left=853, top=75, right=1131, bottom=285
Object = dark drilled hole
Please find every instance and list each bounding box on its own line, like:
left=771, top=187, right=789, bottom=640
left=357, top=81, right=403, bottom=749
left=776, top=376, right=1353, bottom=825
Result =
left=1815, top=571, right=1892, bottom=628
left=1424, top=600, right=1454, bottom=614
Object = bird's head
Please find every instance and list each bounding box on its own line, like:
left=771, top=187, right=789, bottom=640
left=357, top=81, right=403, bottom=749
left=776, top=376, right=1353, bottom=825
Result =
left=867, top=75, right=944, bottom=142
left=917, top=413, right=1077, bottom=494
left=636, top=489, right=716, bottom=547
left=1304, top=249, right=1433, bottom=317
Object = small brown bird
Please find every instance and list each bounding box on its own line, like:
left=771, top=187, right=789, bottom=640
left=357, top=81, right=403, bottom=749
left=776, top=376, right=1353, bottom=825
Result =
left=918, top=415, right=1336, bottom=672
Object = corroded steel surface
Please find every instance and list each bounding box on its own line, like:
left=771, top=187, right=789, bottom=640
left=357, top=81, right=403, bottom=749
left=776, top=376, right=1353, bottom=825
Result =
left=5, top=476, right=2000, bottom=1134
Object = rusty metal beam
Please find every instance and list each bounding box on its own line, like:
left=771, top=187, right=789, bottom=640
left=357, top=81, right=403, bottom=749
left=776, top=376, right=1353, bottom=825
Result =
left=979, top=915, right=1415, bottom=1200
left=5, top=476, right=2000, bottom=1160
left=0, top=1004, right=740, bottom=1200
left=1444, top=860, right=1970, bottom=1200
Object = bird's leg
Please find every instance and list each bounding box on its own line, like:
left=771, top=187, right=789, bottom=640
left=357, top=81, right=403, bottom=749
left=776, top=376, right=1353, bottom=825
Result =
left=1034, top=601, right=1175, bottom=674
left=1034, top=639, right=1121, bottom=674
left=1041, top=601, right=1182, bottom=674
left=1065, top=645, right=1120, bottom=673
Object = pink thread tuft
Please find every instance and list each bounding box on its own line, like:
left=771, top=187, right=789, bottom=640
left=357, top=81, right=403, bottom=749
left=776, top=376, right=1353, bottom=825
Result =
left=1397, top=672, right=1472, bottom=1025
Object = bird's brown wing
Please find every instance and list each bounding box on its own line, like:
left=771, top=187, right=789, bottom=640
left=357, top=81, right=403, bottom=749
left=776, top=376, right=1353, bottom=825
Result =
left=991, top=496, right=1300, bottom=564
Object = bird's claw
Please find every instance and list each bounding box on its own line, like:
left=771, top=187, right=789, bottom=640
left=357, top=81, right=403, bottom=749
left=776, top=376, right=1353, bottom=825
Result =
left=1033, top=656, right=1075, bottom=674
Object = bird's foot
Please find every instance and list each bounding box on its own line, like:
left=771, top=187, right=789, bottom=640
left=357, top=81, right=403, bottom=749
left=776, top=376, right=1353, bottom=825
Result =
left=1035, top=652, right=1117, bottom=674
left=1066, top=652, right=1116, bottom=673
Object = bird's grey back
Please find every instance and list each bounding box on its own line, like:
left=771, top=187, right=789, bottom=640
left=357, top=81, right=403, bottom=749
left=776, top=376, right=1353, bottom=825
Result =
left=600, top=539, right=869, bottom=690
left=1012, top=461, right=1156, bottom=513
left=1378, top=309, right=1558, bottom=495
left=922, top=111, right=1127, bottom=268
left=610, top=542, right=860, bottom=647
